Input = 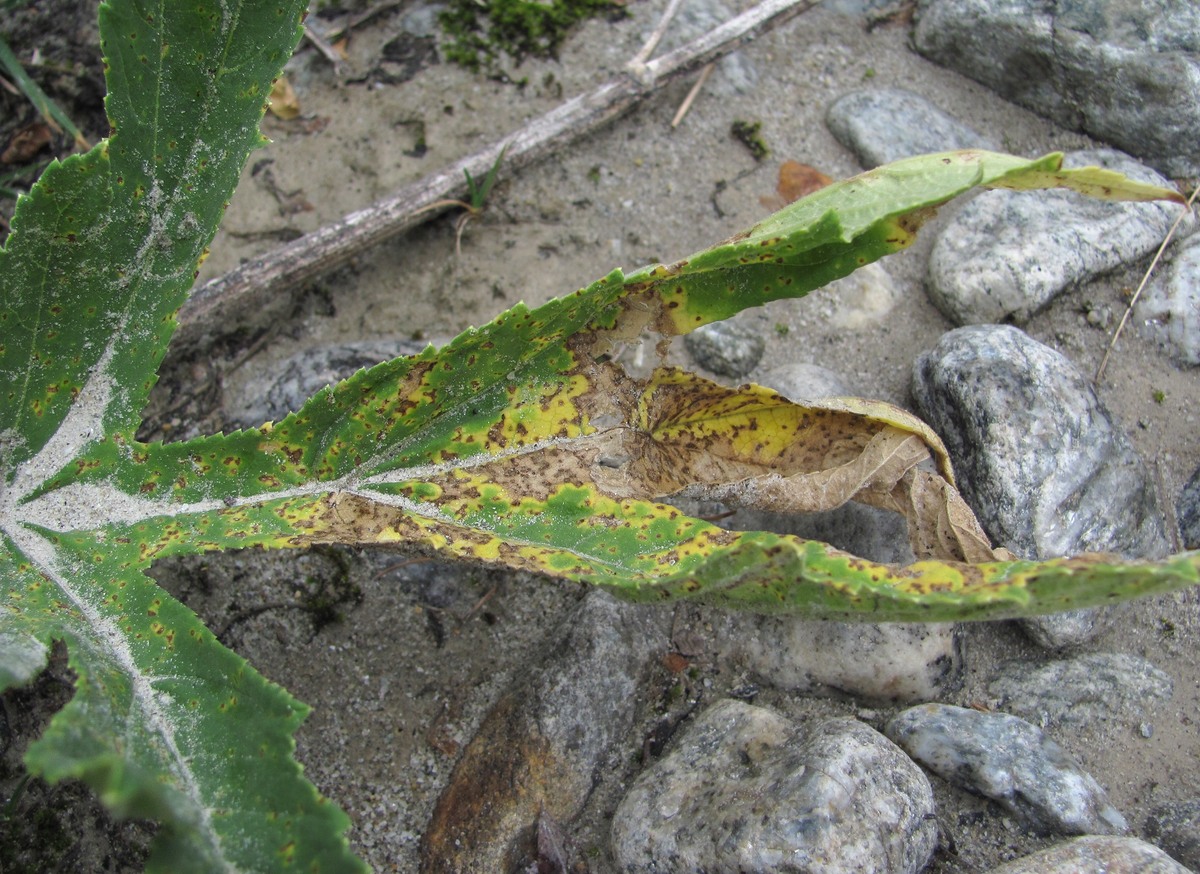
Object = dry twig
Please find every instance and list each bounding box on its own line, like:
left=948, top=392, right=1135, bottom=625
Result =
left=175, top=0, right=821, bottom=352
left=1094, top=183, right=1199, bottom=383
left=671, top=62, right=715, bottom=127
left=302, top=23, right=348, bottom=72
left=628, top=0, right=687, bottom=75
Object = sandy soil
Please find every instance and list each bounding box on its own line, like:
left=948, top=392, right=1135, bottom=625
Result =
left=3, top=1, right=1198, bottom=871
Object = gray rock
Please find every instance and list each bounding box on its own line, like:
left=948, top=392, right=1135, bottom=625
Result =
left=912, top=0, right=1200, bottom=177
left=913, top=325, right=1171, bottom=646
left=912, top=325, right=1171, bottom=562
left=421, top=592, right=668, bottom=873
left=826, top=87, right=997, bottom=168
left=718, top=618, right=962, bottom=703
left=756, top=362, right=857, bottom=402
left=886, top=703, right=1128, bottom=835
left=926, top=150, right=1189, bottom=326
left=611, top=700, right=937, bottom=873
left=230, top=339, right=430, bottom=429
left=988, top=652, right=1173, bottom=729
left=1146, top=799, right=1200, bottom=870
left=984, top=835, right=1192, bottom=874
left=1180, top=464, right=1200, bottom=550
left=658, top=0, right=757, bottom=95
left=1137, top=234, right=1200, bottom=365
left=820, top=262, right=904, bottom=330
left=684, top=318, right=766, bottom=379
left=1018, top=608, right=1117, bottom=652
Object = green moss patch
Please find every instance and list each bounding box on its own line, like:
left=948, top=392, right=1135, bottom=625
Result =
left=439, top=0, right=625, bottom=80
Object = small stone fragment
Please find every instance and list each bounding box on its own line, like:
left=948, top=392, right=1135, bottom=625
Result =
left=925, top=150, right=1190, bottom=326
left=826, top=87, right=996, bottom=168
left=1018, top=608, right=1116, bottom=653
left=983, top=835, right=1191, bottom=874
left=886, top=703, right=1128, bottom=836
left=988, top=652, right=1173, bottom=729
left=1137, top=234, right=1200, bottom=366
left=611, top=700, right=937, bottom=873
left=756, top=362, right=856, bottom=402
left=420, top=592, right=668, bottom=873
left=820, top=263, right=903, bottom=330
left=684, top=318, right=766, bottom=379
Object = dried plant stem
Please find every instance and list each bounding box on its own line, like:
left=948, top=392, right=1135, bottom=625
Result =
left=628, top=0, right=687, bottom=74
left=671, top=62, right=715, bottom=127
left=323, top=0, right=411, bottom=43
left=302, top=23, right=347, bottom=71
left=175, top=0, right=820, bottom=351
left=1094, top=184, right=1199, bottom=383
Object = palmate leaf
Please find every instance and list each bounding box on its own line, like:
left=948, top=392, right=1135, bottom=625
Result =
left=0, top=1, right=1196, bottom=867
left=1, top=0, right=366, bottom=870
left=30, top=151, right=1199, bottom=625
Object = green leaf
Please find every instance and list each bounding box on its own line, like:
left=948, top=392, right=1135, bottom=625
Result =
left=2, top=0, right=367, bottom=870
left=4, top=13, right=1196, bottom=865
left=616, top=150, right=1185, bottom=334
left=28, top=153, right=1196, bottom=623
left=8, top=533, right=356, bottom=871
left=0, top=0, right=303, bottom=469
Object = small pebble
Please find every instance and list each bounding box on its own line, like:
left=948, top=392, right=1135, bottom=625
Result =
left=886, top=703, right=1128, bottom=836
left=817, top=262, right=903, bottom=330
left=755, top=362, right=856, bottom=402
left=825, top=87, right=996, bottom=168
left=684, top=318, right=766, bottom=379
left=611, top=700, right=936, bottom=873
